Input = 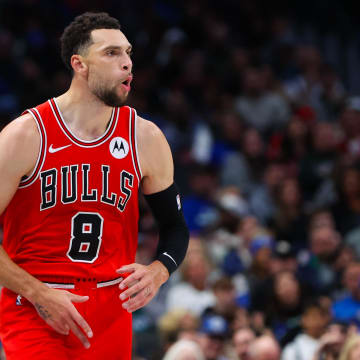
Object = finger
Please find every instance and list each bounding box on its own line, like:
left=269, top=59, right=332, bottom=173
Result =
left=67, top=317, right=91, bottom=349
left=122, top=286, right=152, bottom=312
left=119, top=270, right=146, bottom=290
left=70, top=294, right=89, bottom=303
left=116, top=264, right=137, bottom=274
left=68, top=305, right=93, bottom=338
left=120, top=280, right=150, bottom=300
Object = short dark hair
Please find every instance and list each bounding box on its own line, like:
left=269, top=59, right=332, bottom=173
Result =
left=60, top=12, right=121, bottom=70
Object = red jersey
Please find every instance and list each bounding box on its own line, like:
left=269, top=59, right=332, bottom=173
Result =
left=2, top=99, right=141, bottom=282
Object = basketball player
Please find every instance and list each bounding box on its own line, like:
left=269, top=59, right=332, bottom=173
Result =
left=0, top=12, right=189, bottom=360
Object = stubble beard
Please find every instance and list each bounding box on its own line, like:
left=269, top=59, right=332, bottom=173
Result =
left=89, top=70, right=128, bottom=107
left=92, top=83, right=128, bottom=107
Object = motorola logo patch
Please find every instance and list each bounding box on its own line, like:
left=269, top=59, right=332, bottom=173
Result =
left=109, top=137, right=129, bottom=159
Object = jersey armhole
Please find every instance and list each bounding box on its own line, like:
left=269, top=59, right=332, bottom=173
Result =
left=129, top=107, right=143, bottom=183
left=18, top=108, right=47, bottom=188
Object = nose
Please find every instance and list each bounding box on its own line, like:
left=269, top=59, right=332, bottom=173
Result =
left=122, top=54, right=132, bottom=72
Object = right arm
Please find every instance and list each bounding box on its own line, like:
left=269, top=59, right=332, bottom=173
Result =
left=0, top=114, right=92, bottom=348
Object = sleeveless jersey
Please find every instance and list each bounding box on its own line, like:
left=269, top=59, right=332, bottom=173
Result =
left=2, top=98, right=141, bottom=281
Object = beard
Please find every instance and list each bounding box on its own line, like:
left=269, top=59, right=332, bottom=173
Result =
left=92, top=82, right=128, bottom=107
left=88, top=69, right=128, bottom=107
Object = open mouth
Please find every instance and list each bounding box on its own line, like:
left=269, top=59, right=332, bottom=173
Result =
left=121, top=76, right=132, bottom=91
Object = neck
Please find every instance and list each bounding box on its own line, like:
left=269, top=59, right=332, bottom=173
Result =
left=55, top=80, right=114, bottom=141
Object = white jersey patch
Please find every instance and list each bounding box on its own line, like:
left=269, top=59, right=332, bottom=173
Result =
left=109, top=137, right=129, bottom=159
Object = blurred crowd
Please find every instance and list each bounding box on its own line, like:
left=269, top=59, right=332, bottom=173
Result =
left=2, top=0, right=360, bottom=359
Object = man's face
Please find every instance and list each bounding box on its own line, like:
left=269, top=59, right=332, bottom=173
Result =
left=199, top=334, right=225, bottom=360
left=310, top=227, right=339, bottom=259
left=344, top=264, right=360, bottom=298
left=233, top=329, right=255, bottom=359
left=82, top=29, right=133, bottom=107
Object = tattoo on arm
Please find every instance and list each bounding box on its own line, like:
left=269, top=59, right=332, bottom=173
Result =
left=35, top=303, right=51, bottom=320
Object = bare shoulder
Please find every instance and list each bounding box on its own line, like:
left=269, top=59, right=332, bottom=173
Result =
left=136, top=115, right=171, bottom=158
left=136, top=115, right=174, bottom=193
left=1, top=113, right=39, bottom=143
left=136, top=116, right=166, bottom=145
left=0, top=113, right=40, bottom=176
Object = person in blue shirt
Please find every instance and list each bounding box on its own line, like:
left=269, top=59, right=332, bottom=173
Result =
left=332, top=262, right=360, bottom=323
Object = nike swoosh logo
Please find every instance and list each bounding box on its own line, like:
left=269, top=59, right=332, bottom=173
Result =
left=48, top=144, right=72, bottom=153
left=163, top=252, right=178, bottom=266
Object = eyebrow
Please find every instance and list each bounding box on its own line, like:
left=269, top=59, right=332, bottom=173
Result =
left=102, top=45, right=132, bottom=52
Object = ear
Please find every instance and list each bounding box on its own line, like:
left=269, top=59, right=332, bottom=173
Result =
left=70, top=54, right=88, bottom=75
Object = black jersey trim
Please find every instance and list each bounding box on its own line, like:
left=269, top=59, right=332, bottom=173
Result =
left=19, top=108, right=47, bottom=188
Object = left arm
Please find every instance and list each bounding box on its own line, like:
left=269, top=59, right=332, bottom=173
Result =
left=117, top=116, right=189, bottom=312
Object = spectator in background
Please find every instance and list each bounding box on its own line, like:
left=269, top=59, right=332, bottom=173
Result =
left=271, top=177, right=308, bottom=248
left=299, top=122, right=338, bottom=204
left=207, top=189, right=250, bottom=275
left=339, top=97, right=360, bottom=162
left=339, top=335, right=360, bottom=360
left=209, top=111, right=244, bottom=167
left=158, top=308, right=200, bottom=353
left=166, top=244, right=215, bottom=316
left=234, top=66, right=290, bottom=136
left=0, top=29, right=19, bottom=122
left=261, top=271, right=307, bottom=345
left=332, top=164, right=360, bottom=236
left=221, top=127, right=266, bottom=196
left=198, top=314, right=230, bottom=360
left=308, top=208, right=336, bottom=231
left=267, top=111, right=312, bottom=171
left=231, top=308, right=251, bottom=333
left=282, top=45, right=322, bottom=107
left=202, top=277, right=237, bottom=324
left=160, top=89, right=192, bottom=155
left=281, top=301, right=330, bottom=360
left=182, top=164, right=219, bottom=233
left=313, top=321, right=348, bottom=360
left=163, top=339, right=205, bottom=360
left=246, top=235, right=274, bottom=300
left=232, top=327, right=255, bottom=360
left=248, top=335, right=281, bottom=360
left=249, top=161, right=286, bottom=226
left=270, top=241, right=298, bottom=275
left=332, top=262, right=360, bottom=324
left=310, top=63, right=346, bottom=122
left=298, top=225, right=342, bottom=295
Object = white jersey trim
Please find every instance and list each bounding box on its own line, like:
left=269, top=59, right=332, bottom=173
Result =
left=19, top=108, right=47, bottom=189
left=129, top=107, right=140, bottom=183
left=133, top=108, right=143, bottom=180
left=49, top=99, right=119, bottom=148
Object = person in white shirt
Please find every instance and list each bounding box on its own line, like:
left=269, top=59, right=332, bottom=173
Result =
left=166, top=247, right=215, bottom=316
left=281, top=301, right=330, bottom=360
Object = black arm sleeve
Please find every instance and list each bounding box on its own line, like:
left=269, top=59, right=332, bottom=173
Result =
left=144, top=183, right=189, bottom=275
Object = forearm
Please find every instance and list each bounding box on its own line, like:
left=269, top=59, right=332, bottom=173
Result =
left=145, top=183, right=189, bottom=275
left=0, top=245, right=48, bottom=303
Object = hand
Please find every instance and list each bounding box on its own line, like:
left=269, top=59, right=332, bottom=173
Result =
left=31, top=287, right=93, bottom=349
left=116, top=261, right=169, bottom=313
left=318, top=331, right=343, bottom=350
left=313, top=332, right=344, bottom=360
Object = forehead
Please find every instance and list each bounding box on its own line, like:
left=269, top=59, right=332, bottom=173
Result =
left=89, top=29, right=131, bottom=50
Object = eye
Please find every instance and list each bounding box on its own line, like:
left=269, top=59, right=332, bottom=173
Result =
left=107, top=50, right=115, bottom=56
